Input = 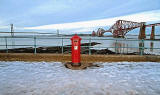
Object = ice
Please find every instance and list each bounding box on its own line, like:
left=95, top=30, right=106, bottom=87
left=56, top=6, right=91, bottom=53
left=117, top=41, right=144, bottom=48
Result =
left=0, top=61, right=160, bottom=95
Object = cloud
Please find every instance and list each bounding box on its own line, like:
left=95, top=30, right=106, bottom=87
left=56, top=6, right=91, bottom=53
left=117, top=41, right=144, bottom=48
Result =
left=22, top=9, right=160, bottom=32
left=29, top=1, right=70, bottom=15
left=71, top=27, right=95, bottom=33
left=0, top=26, right=9, bottom=29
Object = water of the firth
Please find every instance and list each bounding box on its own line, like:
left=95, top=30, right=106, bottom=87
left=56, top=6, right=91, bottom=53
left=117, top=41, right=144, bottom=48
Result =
left=0, top=35, right=160, bottom=54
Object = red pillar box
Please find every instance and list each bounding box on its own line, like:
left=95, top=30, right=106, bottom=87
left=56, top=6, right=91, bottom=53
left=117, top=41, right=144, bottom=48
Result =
left=71, top=34, right=82, bottom=66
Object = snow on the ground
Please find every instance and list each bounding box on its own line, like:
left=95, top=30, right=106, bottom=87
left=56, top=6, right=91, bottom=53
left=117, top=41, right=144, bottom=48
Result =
left=0, top=61, right=160, bottom=95
left=144, top=49, right=160, bottom=55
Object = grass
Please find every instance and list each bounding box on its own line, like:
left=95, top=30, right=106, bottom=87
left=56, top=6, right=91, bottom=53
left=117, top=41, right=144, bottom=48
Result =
left=0, top=53, right=160, bottom=63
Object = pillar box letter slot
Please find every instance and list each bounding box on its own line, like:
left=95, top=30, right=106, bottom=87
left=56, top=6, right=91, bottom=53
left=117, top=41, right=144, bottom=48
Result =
left=71, top=34, right=82, bottom=66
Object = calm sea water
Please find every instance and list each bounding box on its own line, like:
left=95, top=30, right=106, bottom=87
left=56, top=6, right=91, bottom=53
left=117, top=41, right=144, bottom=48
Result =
left=0, top=35, right=160, bottom=54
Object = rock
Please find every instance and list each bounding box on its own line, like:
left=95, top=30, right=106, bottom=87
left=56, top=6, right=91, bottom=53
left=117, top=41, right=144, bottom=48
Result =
left=0, top=42, right=117, bottom=54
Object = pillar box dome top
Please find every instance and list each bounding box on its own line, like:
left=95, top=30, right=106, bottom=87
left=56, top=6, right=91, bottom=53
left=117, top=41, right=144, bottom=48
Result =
left=71, top=34, right=82, bottom=41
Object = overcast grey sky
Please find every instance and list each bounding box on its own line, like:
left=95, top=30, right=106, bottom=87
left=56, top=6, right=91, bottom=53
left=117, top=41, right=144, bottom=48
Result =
left=0, top=0, right=160, bottom=33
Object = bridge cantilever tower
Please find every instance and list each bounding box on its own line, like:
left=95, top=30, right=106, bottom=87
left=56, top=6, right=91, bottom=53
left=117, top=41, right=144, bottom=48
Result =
left=146, top=23, right=160, bottom=40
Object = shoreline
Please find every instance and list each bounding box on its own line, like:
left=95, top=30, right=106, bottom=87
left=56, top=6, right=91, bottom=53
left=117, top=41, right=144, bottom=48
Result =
left=0, top=42, right=148, bottom=55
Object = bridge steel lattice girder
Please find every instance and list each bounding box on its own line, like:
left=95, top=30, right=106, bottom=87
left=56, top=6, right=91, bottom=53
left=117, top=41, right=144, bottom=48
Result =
left=109, top=20, right=142, bottom=37
left=96, top=20, right=159, bottom=38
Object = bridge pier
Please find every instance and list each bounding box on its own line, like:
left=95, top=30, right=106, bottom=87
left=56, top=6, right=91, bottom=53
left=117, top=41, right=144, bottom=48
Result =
left=138, top=22, right=146, bottom=39
left=97, top=31, right=103, bottom=37
left=97, top=28, right=104, bottom=37
left=150, top=26, right=155, bottom=40
left=92, top=31, right=96, bottom=36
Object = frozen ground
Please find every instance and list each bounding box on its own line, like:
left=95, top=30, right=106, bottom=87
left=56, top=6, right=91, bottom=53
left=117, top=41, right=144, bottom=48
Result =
left=0, top=61, right=160, bottom=95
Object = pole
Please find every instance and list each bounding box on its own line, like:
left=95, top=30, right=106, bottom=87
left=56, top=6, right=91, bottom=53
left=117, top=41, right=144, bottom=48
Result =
left=57, top=29, right=59, bottom=37
left=62, top=38, right=64, bottom=54
left=34, top=37, right=37, bottom=54
left=127, top=44, right=128, bottom=54
left=140, top=39, right=144, bottom=55
left=115, top=40, right=117, bottom=54
left=10, top=24, right=15, bottom=48
left=10, top=24, right=14, bottom=37
left=89, top=38, right=91, bottom=55
left=123, top=43, right=124, bottom=54
left=5, top=37, right=8, bottom=53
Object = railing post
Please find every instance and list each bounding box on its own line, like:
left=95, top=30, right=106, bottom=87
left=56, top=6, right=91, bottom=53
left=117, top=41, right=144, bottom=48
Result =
left=5, top=37, right=8, bottom=53
left=122, top=42, right=124, bottom=54
left=12, top=36, right=15, bottom=49
left=62, top=37, right=64, bottom=54
left=119, top=43, right=121, bottom=54
left=127, top=44, right=128, bottom=54
left=115, top=39, right=117, bottom=54
left=34, top=37, right=37, bottom=54
left=140, top=39, right=144, bottom=55
left=89, top=38, right=91, bottom=55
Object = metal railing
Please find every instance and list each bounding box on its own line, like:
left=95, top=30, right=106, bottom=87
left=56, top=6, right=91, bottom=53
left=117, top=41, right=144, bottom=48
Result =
left=0, top=36, right=160, bottom=55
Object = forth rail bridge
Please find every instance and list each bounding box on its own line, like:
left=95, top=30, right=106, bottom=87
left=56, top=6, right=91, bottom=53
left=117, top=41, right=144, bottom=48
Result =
left=92, top=20, right=160, bottom=39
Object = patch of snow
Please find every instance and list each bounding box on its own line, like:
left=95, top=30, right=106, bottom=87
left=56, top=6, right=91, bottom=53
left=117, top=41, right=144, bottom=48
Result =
left=144, top=49, right=160, bottom=55
left=0, top=61, right=160, bottom=95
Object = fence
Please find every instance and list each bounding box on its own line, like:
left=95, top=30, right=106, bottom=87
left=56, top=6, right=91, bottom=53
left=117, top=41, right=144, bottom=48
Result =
left=0, top=36, right=160, bottom=55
